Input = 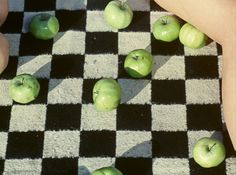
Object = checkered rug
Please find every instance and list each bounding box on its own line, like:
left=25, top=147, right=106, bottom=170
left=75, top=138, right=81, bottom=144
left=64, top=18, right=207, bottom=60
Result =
left=0, top=0, right=236, bottom=174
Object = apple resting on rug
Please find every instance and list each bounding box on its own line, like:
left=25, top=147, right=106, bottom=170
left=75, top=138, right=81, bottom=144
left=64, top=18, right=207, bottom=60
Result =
left=152, top=15, right=181, bottom=42
left=124, top=49, right=153, bottom=78
left=91, top=166, right=123, bottom=175
left=179, top=23, right=208, bottom=49
left=193, top=137, right=226, bottom=168
left=93, top=78, right=122, bottom=112
left=104, top=0, right=133, bottom=29
left=29, top=13, right=59, bottom=40
left=9, top=74, right=40, bottom=104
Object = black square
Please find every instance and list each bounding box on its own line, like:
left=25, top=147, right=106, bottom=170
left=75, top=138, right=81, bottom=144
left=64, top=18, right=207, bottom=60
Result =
left=0, top=12, right=23, bottom=33
left=0, top=106, right=11, bottom=132
left=85, top=32, right=118, bottom=54
left=51, top=54, right=84, bottom=78
left=82, top=79, right=98, bottom=104
left=87, top=0, right=112, bottom=10
left=151, top=36, right=184, bottom=55
left=152, top=131, right=188, bottom=158
left=79, top=131, right=115, bottom=157
left=0, top=56, right=18, bottom=79
left=24, top=0, right=56, bottom=11
left=223, top=130, right=236, bottom=158
left=187, top=104, right=222, bottom=130
left=117, top=104, right=151, bottom=131
left=56, top=10, right=86, bottom=32
left=185, top=56, right=218, bottom=79
left=217, top=43, right=223, bottom=55
left=0, top=159, right=4, bottom=173
left=19, top=33, right=53, bottom=56
left=152, top=80, right=186, bottom=104
left=118, top=55, right=128, bottom=78
left=31, top=78, right=48, bottom=104
left=6, top=131, right=44, bottom=158
left=189, top=158, right=225, bottom=175
left=42, top=158, right=78, bottom=175
left=116, top=158, right=152, bottom=175
left=46, top=104, right=81, bottom=131
left=150, top=1, right=167, bottom=11
left=121, top=11, right=150, bottom=32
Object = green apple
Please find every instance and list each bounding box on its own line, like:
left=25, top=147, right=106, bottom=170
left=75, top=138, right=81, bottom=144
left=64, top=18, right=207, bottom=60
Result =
left=91, top=166, right=123, bottom=175
left=124, top=49, right=153, bottom=78
left=193, top=137, right=226, bottom=168
left=152, top=15, right=181, bottom=42
left=179, top=23, right=208, bottom=49
left=29, top=13, right=59, bottom=40
left=93, top=78, right=122, bottom=112
left=9, top=74, right=40, bottom=104
left=104, top=0, right=133, bottom=29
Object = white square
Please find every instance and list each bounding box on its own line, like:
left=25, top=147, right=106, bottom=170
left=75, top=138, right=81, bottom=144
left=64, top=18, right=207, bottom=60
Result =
left=184, top=42, right=218, bottom=56
left=9, top=0, right=25, bottom=12
left=118, top=79, right=151, bottom=104
left=116, top=131, right=152, bottom=157
left=53, top=31, right=85, bottom=55
left=17, top=55, right=52, bottom=78
left=152, top=158, right=189, bottom=175
left=186, top=79, right=220, bottom=104
left=218, top=55, right=222, bottom=79
left=56, top=0, right=87, bottom=10
left=118, top=32, right=150, bottom=55
left=43, top=131, right=80, bottom=158
left=152, top=105, right=187, bottom=131
left=79, top=158, right=115, bottom=175
left=5, top=34, right=20, bottom=56
left=81, top=104, right=116, bottom=131
left=187, top=131, right=223, bottom=158
left=48, top=78, right=83, bottom=104
left=127, top=0, right=150, bottom=11
left=3, top=159, right=42, bottom=175
left=0, top=80, right=13, bottom=106
left=84, top=54, right=118, bottom=79
left=22, top=12, right=55, bottom=33
left=9, top=105, right=46, bottom=132
left=226, top=158, right=236, bottom=175
left=0, top=132, right=7, bottom=159
left=86, top=11, right=116, bottom=32
left=152, top=55, right=185, bottom=80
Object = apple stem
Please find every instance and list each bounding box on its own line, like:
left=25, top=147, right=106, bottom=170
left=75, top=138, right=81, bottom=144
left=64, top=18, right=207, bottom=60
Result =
left=132, top=56, right=139, bottom=61
left=209, top=142, right=217, bottom=151
left=120, top=0, right=126, bottom=9
left=162, top=19, right=168, bottom=25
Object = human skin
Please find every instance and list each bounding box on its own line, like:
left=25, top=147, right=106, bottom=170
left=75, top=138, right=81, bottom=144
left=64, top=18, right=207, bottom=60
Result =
left=0, top=0, right=9, bottom=74
left=0, top=0, right=8, bottom=26
left=154, top=0, right=236, bottom=150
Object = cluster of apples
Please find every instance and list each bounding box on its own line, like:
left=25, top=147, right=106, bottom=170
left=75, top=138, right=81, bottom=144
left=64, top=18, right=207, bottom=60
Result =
left=152, top=15, right=208, bottom=49
left=99, top=0, right=226, bottom=174
left=7, top=0, right=226, bottom=174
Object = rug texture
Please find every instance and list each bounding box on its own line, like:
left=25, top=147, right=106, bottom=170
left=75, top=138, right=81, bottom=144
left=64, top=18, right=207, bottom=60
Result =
left=0, top=0, right=236, bottom=174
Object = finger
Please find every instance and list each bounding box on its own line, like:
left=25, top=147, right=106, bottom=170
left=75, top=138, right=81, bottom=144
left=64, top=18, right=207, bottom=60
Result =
left=154, top=0, right=236, bottom=45
left=0, top=32, right=9, bottom=74
left=0, top=0, right=9, bottom=26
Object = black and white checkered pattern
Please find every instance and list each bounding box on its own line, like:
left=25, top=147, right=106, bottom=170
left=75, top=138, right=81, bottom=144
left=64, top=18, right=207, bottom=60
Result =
left=0, top=0, right=235, bottom=174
